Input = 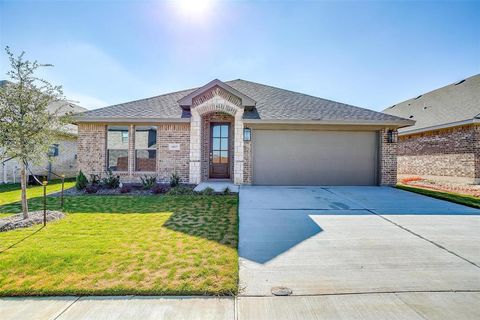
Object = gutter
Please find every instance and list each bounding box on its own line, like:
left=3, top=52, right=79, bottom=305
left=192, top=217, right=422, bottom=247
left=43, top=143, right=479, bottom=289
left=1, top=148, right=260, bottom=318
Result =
left=398, top=118, right=479, bottom=136
left=243, top=118, right=415, bottom=128
left=73, top=117, right=191, bottom=124
left=73, top=116, right=415, bottom=128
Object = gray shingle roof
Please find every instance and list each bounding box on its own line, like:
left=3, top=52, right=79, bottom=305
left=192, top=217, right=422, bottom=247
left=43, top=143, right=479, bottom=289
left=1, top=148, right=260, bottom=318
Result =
left=76, top=79, right=412, bottom=125
left=383, top=74, right=480, bottom=133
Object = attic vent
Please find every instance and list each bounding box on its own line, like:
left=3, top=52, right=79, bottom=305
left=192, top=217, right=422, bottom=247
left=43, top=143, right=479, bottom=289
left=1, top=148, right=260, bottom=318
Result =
left=414, top=95, right=422, bottom=100
left=454, top=79, right=465, bottom=85
left=409, top=115, right=414, bottom=119
left=389, top=105, right=396, bottom=109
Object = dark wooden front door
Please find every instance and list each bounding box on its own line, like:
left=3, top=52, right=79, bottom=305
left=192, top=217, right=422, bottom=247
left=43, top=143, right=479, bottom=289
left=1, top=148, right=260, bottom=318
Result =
left=209, top=123, right=230, bottom=179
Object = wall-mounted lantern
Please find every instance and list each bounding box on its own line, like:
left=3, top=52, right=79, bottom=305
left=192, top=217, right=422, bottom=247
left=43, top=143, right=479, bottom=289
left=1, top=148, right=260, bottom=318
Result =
left=387, top=130, right=398, bottom=143
left=243, top=128, right=251, bottom=141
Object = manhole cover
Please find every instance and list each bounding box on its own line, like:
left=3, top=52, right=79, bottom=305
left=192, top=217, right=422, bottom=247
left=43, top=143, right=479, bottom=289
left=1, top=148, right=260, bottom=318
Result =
left=271, top=286, right=292, bottom=296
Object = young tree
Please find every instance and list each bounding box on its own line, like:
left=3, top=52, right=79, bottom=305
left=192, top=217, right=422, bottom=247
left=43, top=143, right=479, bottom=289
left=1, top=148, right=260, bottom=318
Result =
left=0, top=47, right=69, bottom=219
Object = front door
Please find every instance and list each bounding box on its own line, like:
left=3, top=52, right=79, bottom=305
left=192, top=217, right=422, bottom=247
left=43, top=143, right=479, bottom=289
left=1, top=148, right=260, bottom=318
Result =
left=210, top=123, right=230, bottom=179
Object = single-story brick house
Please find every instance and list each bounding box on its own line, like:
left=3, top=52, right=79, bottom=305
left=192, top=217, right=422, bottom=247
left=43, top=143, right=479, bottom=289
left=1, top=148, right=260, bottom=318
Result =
left=74, top=79, right=413, bottom=186
left=383, top=74, right=480, bottom=184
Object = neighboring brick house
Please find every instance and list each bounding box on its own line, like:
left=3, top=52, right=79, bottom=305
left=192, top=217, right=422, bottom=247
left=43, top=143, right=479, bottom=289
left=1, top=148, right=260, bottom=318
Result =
left=0, top=100, right=87, bottom=184
left=74, top=79, right=413, bottom=186
left=383, top=74, right=480, bottom=184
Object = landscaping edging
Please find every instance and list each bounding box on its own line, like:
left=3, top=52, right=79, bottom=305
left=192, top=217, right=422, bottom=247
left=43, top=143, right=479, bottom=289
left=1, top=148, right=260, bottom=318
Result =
left=0, top=211, right=65, bottom=232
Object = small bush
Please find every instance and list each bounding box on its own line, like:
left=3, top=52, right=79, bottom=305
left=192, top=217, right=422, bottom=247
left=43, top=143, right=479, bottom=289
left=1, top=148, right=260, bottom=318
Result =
left=168, top=185, right=194, bottom=195
left=202, top=187, right=215, bottom=195
left=103, top=169, right=120, bottom=189
left=120, top=185, right=132, bottom=194
left=76, top=170, right=88, bottom=190
left=90, top=174, right=100, bottom=186
left=152, top=184, right=170, bottom=194
left=400, top=176, right=423, bottom=184
left=223, top=187, right=231, bottom=195
left=140, top=175, right=157, bottom=190
left=85, top=185, right=98, bottom=194
left=170, top=172, right=180, bottom=188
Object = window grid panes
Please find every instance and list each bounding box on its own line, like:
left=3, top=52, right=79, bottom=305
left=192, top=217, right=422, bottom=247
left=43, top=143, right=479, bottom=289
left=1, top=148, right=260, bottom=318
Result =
left=212, top=124, right=229, bottom=164
left=107, top=126, right=129, bottom=171
left=135, top=126, right=157, bottom=172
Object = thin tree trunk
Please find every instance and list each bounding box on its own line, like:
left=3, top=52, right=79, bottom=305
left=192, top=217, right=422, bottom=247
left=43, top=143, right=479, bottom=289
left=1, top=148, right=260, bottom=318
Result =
left=20, top=161, right=29, bottom=219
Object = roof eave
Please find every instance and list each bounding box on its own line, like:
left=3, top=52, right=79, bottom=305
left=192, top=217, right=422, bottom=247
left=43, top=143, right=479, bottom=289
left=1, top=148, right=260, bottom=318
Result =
left=398, top=118, right=479, bottom=136
left=243, top=119, right=415, bottom=128
left=73, top=117, right=191, bottom=124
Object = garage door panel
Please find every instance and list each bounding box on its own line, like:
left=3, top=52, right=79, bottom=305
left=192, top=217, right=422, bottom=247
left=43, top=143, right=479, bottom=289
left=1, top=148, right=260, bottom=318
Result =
left=253, top=130, right=378, bottom=186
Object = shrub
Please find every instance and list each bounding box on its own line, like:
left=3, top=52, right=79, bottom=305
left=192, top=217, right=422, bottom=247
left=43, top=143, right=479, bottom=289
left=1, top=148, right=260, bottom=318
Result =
left=223, top=187, right=231, bottom=195
left=170, top=172, right=180, bottom=188
left=90, top=174, right=100, bottom=186
left=120, top=185, right=132, bottom=193
left=202, top=187, right=215, bottom=195
left=140, top=175, right=157, bottom=190
left=103, top=169, right=120, bottom=189
left=400, top=176, right=423, bottom=184
left=152, top=184, right=170, bottom=194
left=168, top=185, right=194, bottom=195
left=76, top=170, right=88, bottom=190
left=85, top=185, right=98, bottom=194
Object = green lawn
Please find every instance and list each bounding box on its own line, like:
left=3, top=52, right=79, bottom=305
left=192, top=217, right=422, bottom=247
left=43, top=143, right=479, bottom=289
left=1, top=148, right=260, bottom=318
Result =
left=0, top=179, right=76, bottom=207
left=0, top=195, right=238, bottom=296
left=397, top=184, right=480, bottom=209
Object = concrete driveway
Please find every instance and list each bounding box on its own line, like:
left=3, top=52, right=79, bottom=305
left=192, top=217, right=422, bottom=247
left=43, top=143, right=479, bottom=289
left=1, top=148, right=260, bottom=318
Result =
left=239, top=186, right=480, bottom=297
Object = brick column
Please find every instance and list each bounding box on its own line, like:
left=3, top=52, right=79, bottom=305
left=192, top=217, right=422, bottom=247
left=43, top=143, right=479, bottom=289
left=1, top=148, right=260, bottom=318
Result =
left=379, top=128, right=398, bottom=186
left=128, top=124, right=135, bottom=177
left=189, top=108, right=201, bottom=184
left=233, top=110, right=244, bottom=185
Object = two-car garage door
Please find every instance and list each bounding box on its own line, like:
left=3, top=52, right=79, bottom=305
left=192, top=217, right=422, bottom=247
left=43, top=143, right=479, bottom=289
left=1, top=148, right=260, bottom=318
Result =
left=253, top=130, right=378, bottom=185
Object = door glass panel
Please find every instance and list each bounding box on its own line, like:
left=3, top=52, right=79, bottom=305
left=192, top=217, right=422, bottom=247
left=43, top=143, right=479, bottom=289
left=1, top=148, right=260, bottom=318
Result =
left=221, top=125, right=229, bottom=137
left=220, top=138, right=228, bottom=150
left=213, top=125, right=221, bottom=138
left=220, top=151, right=228, bottom=163
left=213, top=138, right=220, bottom=150
left=212, top=151, right=221, bottom=164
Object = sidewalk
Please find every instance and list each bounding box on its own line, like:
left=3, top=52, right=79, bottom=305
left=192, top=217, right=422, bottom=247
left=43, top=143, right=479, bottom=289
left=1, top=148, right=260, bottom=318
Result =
left=2, top=291, right=479, bottom=320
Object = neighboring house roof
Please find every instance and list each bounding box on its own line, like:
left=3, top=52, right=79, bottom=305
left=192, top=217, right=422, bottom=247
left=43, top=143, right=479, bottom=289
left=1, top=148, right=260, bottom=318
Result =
left=383, top=74, right=480, bottom=134
left=75, top=79, right=413, bottom=127
left=0, top=80, right=87, bottom=135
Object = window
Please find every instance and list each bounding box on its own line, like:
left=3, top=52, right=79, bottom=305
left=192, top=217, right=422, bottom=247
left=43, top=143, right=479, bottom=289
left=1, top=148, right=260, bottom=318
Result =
left=212, top=124, right=229, bottom=164
left=107, top=126, right=129, bottom=171
left=48, top=144, right=59, bottom=157
left=135, top=126, right=157, bottom=172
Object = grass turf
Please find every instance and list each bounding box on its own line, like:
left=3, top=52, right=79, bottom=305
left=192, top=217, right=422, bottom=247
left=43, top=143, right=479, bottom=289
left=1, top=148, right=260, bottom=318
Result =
left=0, top=195, right=238, bottom=296
left=0, top=179, right=76, bottom=207
left=397, top=184, right=480, bottom=209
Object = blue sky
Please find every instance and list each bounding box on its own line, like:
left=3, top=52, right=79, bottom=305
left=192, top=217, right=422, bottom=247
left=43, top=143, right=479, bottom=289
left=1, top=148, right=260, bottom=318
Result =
left=0, top=0, right=479, bottom=111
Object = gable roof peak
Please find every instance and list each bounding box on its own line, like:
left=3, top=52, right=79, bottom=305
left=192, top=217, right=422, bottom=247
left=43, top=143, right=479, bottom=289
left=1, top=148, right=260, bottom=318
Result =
left=177, top=78, right=256, bottom=108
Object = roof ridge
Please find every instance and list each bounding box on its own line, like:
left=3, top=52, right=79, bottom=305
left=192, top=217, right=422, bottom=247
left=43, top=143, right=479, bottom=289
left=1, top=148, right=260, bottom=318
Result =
left=383, top=73, right=480, bottom=110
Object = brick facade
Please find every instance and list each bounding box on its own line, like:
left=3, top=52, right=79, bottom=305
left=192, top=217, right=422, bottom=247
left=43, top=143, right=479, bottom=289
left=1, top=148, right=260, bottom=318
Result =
left=77, top=122, right=400, bottom=186
left=77, top=123, right=191, bottom=183
left=397, top=124, right=479, bottom=183
left=379, top=129, right=398, bottom=186
left=78, top=123, right=106, bottom=176
left=157, top=123, right=190, bottom=183
left=243, top=132, right=252, bottom=184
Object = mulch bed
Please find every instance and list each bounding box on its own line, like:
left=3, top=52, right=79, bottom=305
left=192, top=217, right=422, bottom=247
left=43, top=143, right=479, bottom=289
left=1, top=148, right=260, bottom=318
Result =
left=0, top=211, right=65, bottom=232
left=400, top=177, right=480, bottom=197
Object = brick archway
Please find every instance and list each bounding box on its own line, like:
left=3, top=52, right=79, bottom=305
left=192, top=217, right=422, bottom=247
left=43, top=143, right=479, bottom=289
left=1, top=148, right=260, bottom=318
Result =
left=189, top=93, right=244, bottom=184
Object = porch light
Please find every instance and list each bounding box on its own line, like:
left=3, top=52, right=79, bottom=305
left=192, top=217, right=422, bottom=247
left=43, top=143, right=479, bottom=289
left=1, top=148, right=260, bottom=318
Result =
left=387, top=130, right=398, bottom=143
left=243, top=128, right=251, bottom=141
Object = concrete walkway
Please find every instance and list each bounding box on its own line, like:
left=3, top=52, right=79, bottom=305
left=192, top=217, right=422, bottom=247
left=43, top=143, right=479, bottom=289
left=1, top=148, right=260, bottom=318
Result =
left=2, top=292, right=480, bottom=319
